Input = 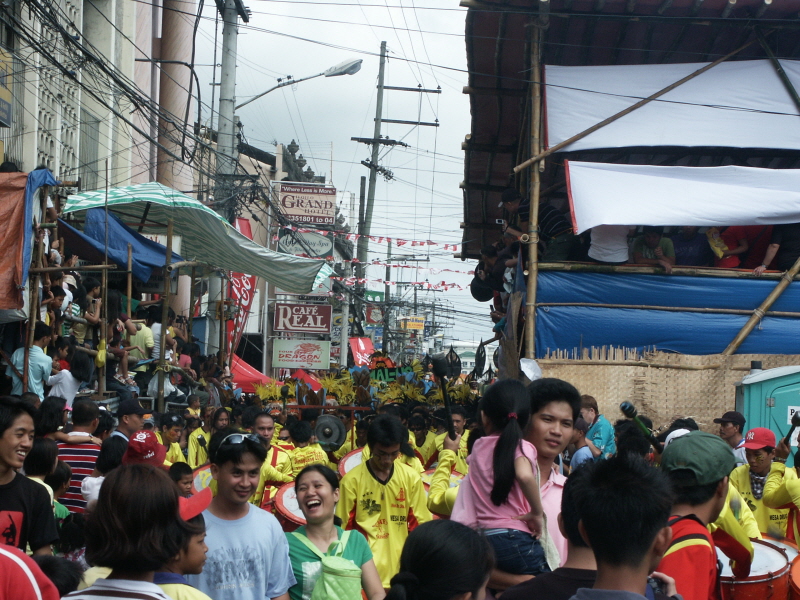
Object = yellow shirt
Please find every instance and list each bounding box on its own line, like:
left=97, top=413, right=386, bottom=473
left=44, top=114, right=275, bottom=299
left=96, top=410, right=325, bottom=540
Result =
left=730, top=463, right=790, bottom=536
left=762, top=461, right=800, bottom=542
left=362, top=444, right=424, bottom=474
left=426, top=449, right=459, bottom=517
left=414, top=431, right=438, bottom=467
left=433, top=430, right=470, bottom=474
left=188, top=428, right=212, bottom=468
left=251, top=445, right=294, bottom=507
left=289, top=444, right=329, bottom=477
left=185, top=407, right=201, bottom=418
left=156, top=432, right=187, bottom=466
left=336, top=460, right=432, bottom=588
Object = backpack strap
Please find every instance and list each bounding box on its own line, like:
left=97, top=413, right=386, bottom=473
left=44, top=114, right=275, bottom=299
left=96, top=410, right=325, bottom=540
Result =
left=291, top=532, right=327, bottom=560
left=291, top=530, right=352, bottom=558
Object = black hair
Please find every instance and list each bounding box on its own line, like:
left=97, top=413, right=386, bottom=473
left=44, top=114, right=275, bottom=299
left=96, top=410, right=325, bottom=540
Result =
left=669, top=417, right=699, bottom=432
left=209, top=428, right=267, bottom=466
left=385, top=520, right=494, bottom=600
left=68, top=350, right=94, bottom=384
left=301, top=408, right=320, bottom=423
left=241, top=405, right=261, bottom=430
left=106, top=289, right=123, bottom=324
left=45, top=460, right=72, bottom=494
left=379, top=404, right=401, bottom=418
left=295, top=464, right=343, bottom=526
left=148, top=305, right=163, bottom=323
left=479, top=380, right=531, bottom=506
left=54, top=337, right=72, bottom=353
left=51, top=286, right=66, bottom=299
left=54, top=512, right=85, bottom=555
left=466, top=427, right=485, bottom=455
left=614, top=420, right=650, bottom=459
left=450, top=405, right=466, bottom=418
left=187, top=394, right=201, bottom=406
left=667, top=470, right=725, bottom=506
left=34, top=321, right=51, bottom=341
left=96, top=435, right=128, bottom=474
left=480, top=245, right=498, bottom=259
left=561, top=462, right=592, bottom=548
left=23, top=437, right=58, bottom=477
left=82, top=276, right=101, bottom=294
left=20, top=392, right=41, bottom=408
left=212, top=407, right=229, bottom=431
left=577, top=456, right=673, bottom=567
left=367, top=414, right=409, bottom=450
left=32, top=555, right=83, bottom=596
left=35, top=396, right=67, bottom=437
left=72, top=398, right=100, bottom=427
left=290, top=421, right=313, bottom=444
left=528, top=378, right=581, bottom=421
left=93, top=410, right=115, bottom=437
left=356, top=419, right=369, bottom=432
left=159, top=412, right=185, bottom=431
left=84, top=464, right=203, bottom=571
left=0, top=395, right=36, bottom=436
left=169, top=461, right=194, bottom=482
left=408, top=415, right=426, bottom=431
left=642, top=226, right=664, bottom=235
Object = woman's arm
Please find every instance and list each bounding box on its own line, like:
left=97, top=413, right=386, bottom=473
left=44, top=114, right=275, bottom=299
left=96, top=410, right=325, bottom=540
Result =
left=514, top=455, right=544, bottom=537
left=361, top=559, right=386, bottom=600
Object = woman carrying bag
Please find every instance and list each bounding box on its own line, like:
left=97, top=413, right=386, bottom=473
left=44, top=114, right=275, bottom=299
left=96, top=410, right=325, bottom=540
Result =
left=286, top=465, right=385, bottom=600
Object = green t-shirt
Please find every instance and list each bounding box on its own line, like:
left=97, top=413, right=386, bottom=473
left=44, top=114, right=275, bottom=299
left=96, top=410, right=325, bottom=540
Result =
left=632, top=235, right=675, bottom=260
left=54, top=500, right=70, bottom=520
left=286, top=526, right=373, bottom=600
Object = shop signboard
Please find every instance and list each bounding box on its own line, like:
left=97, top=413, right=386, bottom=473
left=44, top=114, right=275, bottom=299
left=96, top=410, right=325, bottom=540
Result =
left=274, top=182, right=336, bottom=225
left=274, top=303, right=332, bottom=334
left=277, top=229, right=334, bottom=259
left=349, top=337, right=374, bottom=366
left=273, top=340, right=331, bottom=369
left=399, top=316, right=425, bottom=331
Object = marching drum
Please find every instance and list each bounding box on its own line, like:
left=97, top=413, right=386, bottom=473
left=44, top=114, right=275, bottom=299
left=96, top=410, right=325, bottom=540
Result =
left=274, top=482, right=307, bottom=532
left=191, top=464, right=213, bottom=495
left=421, top=468, right=464, bottom=520
left=718, top=539, right=791, bottom=600
left=338, top=448, right=364, bottom=478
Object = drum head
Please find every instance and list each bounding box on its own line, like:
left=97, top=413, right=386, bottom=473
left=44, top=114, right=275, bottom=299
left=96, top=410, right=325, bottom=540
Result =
left=764, top=535, right=800, bottom=563
left=718, top=539, right=789, bottom=578
left=421, top=468, right=464, bottom=489
left=338, top=448, right=363, bottom=478
left=191, top=464, right=213, bottom=495
left=275, top=482, right=306, bottom=526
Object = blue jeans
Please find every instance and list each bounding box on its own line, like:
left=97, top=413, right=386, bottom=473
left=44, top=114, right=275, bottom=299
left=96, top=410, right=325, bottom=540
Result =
left=485, top=528, right=550, bottom=576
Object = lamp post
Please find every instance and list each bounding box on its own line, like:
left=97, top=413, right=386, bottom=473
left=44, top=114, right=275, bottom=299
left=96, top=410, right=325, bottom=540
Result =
left=235, top=59, right=363, bottom=110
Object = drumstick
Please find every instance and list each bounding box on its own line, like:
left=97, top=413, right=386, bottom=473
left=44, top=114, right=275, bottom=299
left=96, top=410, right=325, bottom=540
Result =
left=430, top=353, right=457, bottom=441
left=620, top=402, right=664, bottom=454
left=784, top=412, right=800, bottom=446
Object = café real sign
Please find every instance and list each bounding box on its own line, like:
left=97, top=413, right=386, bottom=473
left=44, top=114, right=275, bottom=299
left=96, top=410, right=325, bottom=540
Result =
left=274, top=303, right=333, bottom=334
left=274, top=182, right=336, bottom=225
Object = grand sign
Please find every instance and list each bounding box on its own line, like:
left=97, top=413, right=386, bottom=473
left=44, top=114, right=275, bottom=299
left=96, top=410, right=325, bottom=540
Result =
left=273, top=340, right=331, bottom=369
left=275, top=182, right=336, bottom=225
left=273, top=303, right=332, bottom=334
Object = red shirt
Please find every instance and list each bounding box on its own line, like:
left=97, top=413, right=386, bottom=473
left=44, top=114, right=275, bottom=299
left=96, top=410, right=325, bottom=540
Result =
left=658, top=515, right=719, bottom=600
left=57, top=439, right=101, bottom=513
left=0, top=545, right=59, bottom=600
left=717, top=225, right=775, bottom=269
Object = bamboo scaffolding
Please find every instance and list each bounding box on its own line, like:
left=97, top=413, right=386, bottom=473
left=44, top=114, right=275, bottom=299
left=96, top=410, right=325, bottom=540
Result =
left=537, top=262, right=795, bottom=280
left=537, top=302, right=800, bottom=318
left=513, top=38, right=755, bottom=174
left=536, top=360, right=721, bottom=370
left=29, top=265, right=118, bottom=273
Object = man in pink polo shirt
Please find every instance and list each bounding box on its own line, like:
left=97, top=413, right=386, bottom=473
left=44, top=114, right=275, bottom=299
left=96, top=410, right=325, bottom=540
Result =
left=452, top=377, right=580, bottom=592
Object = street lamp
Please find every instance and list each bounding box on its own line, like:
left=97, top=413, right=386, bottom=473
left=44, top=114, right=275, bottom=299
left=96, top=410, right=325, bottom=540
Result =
left=235, top=59, right=363, bottom=110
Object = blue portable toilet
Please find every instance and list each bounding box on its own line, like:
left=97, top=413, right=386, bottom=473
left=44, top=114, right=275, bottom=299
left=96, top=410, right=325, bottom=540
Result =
left=736, top=361, right=800, bottom=468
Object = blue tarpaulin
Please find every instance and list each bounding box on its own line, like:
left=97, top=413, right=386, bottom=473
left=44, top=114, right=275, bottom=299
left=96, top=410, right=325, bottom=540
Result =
left=59, top=208, right=182, bottom=282
left=22, top=168, right=59, bottom=287
left=536, top=272, right=800, bottom=356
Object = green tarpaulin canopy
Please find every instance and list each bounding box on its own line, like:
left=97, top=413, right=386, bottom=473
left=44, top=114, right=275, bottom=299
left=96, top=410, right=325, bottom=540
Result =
left=62, top=182, right=332, bottom=293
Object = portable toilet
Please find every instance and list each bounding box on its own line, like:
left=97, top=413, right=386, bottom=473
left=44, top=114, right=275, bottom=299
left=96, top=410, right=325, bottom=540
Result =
left=736, top=361, right=800, bottom=467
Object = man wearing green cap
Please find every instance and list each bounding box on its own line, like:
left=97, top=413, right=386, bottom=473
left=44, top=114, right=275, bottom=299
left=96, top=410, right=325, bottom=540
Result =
left=657, top=431, right=738, bottom=600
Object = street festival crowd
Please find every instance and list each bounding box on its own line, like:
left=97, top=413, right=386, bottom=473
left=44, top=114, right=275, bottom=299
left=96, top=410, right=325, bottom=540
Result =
left=3, top=191, right=800, bottom=600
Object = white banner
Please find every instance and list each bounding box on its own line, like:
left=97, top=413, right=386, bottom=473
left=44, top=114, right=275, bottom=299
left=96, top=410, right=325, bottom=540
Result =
left=272, top=340, right=331, bottom=369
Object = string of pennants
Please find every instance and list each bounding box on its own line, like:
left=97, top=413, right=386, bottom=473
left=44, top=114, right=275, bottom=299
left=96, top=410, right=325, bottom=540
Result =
left=275, top=225, right=460, bottom=252
left=329, top=276, right=466, bottom=291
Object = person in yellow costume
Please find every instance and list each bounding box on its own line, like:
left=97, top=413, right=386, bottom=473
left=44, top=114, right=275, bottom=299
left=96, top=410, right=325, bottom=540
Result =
left=188, top=407, right=229, bottom=468
left=287, top=421, right=329, bottom=477
left=432, top=407, right=469, bottom=473
left=408, top=415, right=437, bottom=467
left=333, top=419, right=369, bottom=462
left=762, top=437, right=800, bottom=543
left=336, top=414, right=432, bottom=588
left=729, top=428, right=790, bottom=536
left=426, top=432, right=468, bottom=517
left=156, top=412, right=187, bottom=466
left=250, top=412, right=293, bottom=508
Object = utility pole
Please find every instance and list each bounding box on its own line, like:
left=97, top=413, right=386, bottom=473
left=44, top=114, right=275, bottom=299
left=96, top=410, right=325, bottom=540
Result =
left=208, top=0, right=247, bottom=356
left=384, top=241, right=391, bottom=354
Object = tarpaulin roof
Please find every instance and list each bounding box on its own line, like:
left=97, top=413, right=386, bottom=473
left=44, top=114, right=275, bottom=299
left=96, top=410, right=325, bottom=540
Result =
left=536, top=272, right=800, bottom=355
left=231, top=355, right=272, bottom=394
left=62, top=182, right=332, bottom=293
left=565, top=161, right=800, bottom=233
left=59, top=209, right=183, bottom=282
left=545, top=60, right=800, bottom=153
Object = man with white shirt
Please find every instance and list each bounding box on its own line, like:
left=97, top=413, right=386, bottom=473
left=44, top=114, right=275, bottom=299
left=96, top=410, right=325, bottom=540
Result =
left=714, top=411, right=747, bottom=467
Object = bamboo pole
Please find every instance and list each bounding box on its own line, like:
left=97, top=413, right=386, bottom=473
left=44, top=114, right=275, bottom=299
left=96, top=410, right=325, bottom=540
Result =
left=188, top=267, right=196, bottom=341
left=218, top=275, right=226, bottom=368
left=755, top=28, right=800, bottom=113
left=24, top=186, right=50, bottom=392
left=537, top=261, right=795, bottom=280
left=157, top=219, right=174, bottom=412
left=29, top=265, right=118, bottom=273
left=126, top=244, right=133, bottom=348
left=97, top=267, right=107, bottom=398
left=525, top=25, right=542, bottom=359
left=537, top=301, right=800, bottom=318
left=723, top=256, right=800, bottom=355
left=513, top=38, right=755, bottom=174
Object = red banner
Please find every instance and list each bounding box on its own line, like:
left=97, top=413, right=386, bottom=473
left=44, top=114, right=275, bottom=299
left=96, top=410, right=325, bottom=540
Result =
left=227, top=218, right=258, bottom=356
left=349, top=337, right=375, bottom=367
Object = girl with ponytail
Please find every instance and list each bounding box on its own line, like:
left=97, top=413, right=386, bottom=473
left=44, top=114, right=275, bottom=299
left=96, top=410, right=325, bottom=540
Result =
left=386, top=520, right=493, bottom=600
left=466, top=379, right=552, bottom=576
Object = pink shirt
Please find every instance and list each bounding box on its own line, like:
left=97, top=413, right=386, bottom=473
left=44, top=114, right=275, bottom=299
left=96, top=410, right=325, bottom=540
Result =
left=467, top=434, right=539, bottom=533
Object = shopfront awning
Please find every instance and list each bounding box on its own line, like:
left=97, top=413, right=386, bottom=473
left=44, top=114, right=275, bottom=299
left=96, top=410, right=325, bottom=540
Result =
left=62, top=182, right=332, bottom=293
left=565, top=161, right=800, bottom=234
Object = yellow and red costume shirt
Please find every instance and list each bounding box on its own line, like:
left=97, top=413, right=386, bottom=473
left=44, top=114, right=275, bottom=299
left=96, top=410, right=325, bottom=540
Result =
left=730, top=463, right=790, bottom=536
left=658, top=515, right=721, bottom=600
left=289, top=444, right=330, bottom=477
left=336, top=460, right=432, bottom=588
left=155, top=432, right=186, bottom=467
left=762, top=461, right=800, bottom=542
left=251, top=444, right=293, bottom=508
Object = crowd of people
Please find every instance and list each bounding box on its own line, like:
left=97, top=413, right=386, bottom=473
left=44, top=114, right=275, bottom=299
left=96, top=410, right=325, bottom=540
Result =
left=473, top=187, right=800, bottom=346
left=3, top=370, right=796, bottom=600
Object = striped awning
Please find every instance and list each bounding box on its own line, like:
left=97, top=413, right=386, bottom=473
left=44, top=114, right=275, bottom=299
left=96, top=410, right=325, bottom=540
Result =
left=62, top=182, right=332, bottom=293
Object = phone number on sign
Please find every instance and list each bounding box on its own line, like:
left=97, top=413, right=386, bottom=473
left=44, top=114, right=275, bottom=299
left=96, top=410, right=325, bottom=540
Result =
left=288, top=215, right=334, bottom=224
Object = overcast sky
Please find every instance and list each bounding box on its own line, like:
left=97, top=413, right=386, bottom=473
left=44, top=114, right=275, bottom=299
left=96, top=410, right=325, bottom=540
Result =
left=193, top=0, right=494, bottom=345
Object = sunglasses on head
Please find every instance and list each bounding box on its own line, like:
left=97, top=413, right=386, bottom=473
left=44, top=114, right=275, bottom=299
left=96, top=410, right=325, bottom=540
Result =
left=220, top=433, right=261, bottom=447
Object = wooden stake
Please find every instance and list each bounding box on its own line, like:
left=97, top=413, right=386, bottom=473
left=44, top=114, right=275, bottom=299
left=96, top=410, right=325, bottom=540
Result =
left=513, top=38, right=755, bottom=174
left=525, top=25, right=542, bottom=359
left=157, top=219, right=174, bottom=412
left=538, top=301, right=800, bottom=318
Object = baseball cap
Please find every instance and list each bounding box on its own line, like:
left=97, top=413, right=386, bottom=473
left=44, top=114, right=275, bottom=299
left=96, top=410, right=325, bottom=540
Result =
left=498, top=188, right=522, bottom=208
left=664, top=428, right=690, bottom=448
left=122, top=430, right=167, bottom=467
left=179, top=486, right=212, bottom=521
left=660, top=431, right=736, bottom=486
left=117, top=399, right=148, bottom=419
left=743, top=427, right=776, bottom=450
left=713, top=411, right=746, bottom=428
